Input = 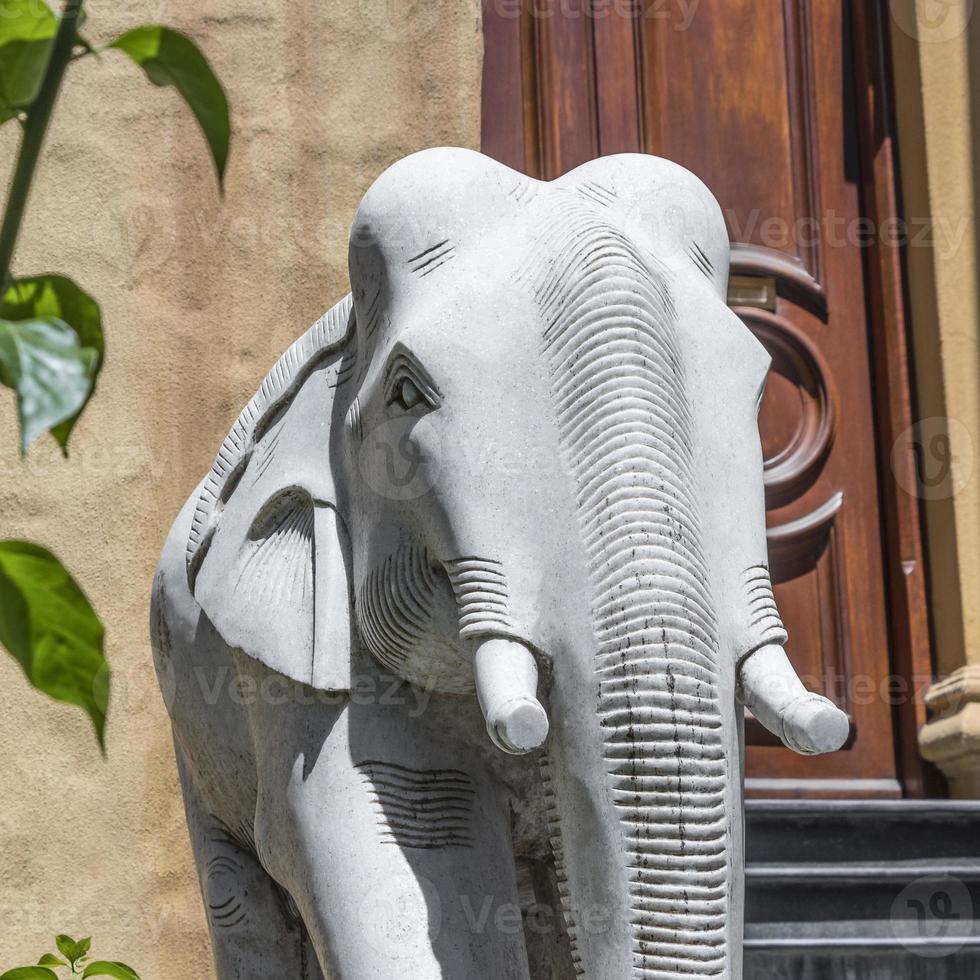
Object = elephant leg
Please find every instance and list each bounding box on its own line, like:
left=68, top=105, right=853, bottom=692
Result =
left=247, top=665, right=532, bottom=979
left=175, top=742, right=323, bottom=980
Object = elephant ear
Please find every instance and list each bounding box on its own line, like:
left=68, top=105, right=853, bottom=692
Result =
left=555, top=154, right=731, bottom=298
left=186, top=295, right=357, bottom=691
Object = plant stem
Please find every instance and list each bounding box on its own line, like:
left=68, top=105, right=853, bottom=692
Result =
left=0, top=0, right=84, bottom=292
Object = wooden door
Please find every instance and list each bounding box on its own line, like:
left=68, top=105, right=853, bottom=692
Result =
left=482, top=0, right=934, bottom=798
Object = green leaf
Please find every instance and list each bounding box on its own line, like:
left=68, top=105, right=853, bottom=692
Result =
left=53, top=938, right=75, bottom=960
left=0, top=541, right=108, bottom=749
left=35, top=957, right=65, bottom=968
left=1, top=275, right=103, bottom=450
left=0, top=969, right=59, bottom=980
left=81, top=964, right=140, bottom=980
left=0, top=0, right=56, bottom=42
left=69, top=939, right=91, bottom=963
left=108, top=26, right=229, bottom=184
left=0, top=0, right=57, bottom=124
left=0, top=317, right=98, bottom=453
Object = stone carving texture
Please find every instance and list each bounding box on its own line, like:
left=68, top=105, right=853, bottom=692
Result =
left=152, top=147, right=849, bottom=979
left=356, top=760, right=477, bottom=850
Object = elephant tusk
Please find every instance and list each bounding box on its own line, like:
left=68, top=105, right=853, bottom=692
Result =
left=738, top=643, right=850, bottom=755
left=473, top=637, right=550, bottom=755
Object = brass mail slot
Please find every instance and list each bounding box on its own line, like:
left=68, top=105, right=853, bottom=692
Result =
left=727, top=274, right=777, bottom=311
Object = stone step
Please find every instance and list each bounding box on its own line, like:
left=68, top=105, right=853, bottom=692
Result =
left=745, top=799, right=980, bottom=865
left=743, top=799, right=980, bottom=978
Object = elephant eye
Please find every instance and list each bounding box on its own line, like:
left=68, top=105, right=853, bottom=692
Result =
left=394, top=377, right=423, bottom=411
left=383, top=349, right=441, bottom=414
left=385, top=370, right=436, bottom=414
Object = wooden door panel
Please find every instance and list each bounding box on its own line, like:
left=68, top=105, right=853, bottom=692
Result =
left=660, top=0, right=900, bottom=795
left=481, top=0, right=932, bottom=797
left=641, top=0, right=804, bottom=271
left=536, top=0, right=598, bottom=177
left=650, top=0, right=897, bottom=794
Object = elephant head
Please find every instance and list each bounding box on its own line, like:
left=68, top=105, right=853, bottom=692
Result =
left=184, top=148, right=847, bottom=979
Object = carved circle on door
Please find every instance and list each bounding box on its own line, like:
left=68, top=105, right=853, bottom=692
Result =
left=735, top=307, right=836, bottom=508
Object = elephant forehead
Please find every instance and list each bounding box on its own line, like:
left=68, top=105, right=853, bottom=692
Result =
left=349, top=148, right=534, bottom=280
left=348, top=148, right=730, bottom=306
left=554, top=154, right=730, bottom=293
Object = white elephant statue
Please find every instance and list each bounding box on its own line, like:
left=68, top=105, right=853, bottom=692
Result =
left=152, top=147, right=849, bottom=979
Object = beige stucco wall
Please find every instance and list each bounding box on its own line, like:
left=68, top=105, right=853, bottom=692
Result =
left=890, top=1, right=980, bottom=795
left=0, top=0, right=481, bottom=973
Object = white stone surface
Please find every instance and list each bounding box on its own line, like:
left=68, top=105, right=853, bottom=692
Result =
left=152, top=147, right=849, bottom=979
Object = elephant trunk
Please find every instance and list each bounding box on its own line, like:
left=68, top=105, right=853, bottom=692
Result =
left=525, top=205, right=738, bottom=977
left=540, top=535, right=735, bottom=980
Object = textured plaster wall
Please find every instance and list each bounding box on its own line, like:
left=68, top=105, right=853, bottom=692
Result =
left=890, top=1, right=980, bottom=794
left=0, top=0, right=481, bottom=972
left=891, top=0, right=980, bottom=679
